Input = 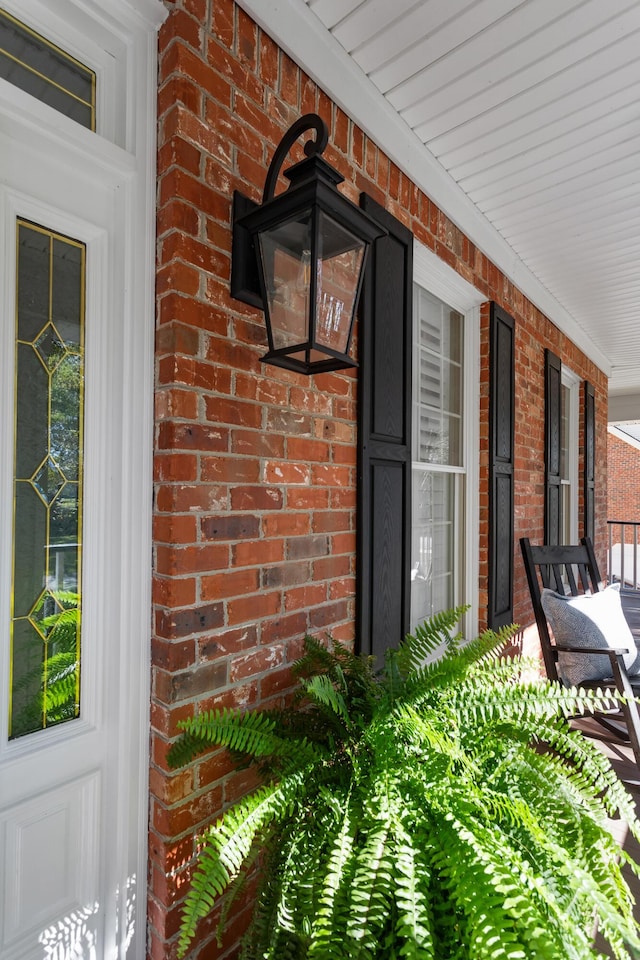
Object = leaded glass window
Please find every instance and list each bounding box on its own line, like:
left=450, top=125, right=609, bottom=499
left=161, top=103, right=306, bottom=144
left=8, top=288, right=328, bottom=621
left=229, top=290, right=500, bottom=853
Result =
left=9, top=220, right=85, bottom=739
left=0, top=8, right=95, bottom=129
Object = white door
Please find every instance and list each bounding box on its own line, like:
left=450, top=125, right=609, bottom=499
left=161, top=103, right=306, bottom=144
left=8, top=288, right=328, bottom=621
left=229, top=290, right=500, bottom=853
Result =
left=0, top=3, right=159, bottom=957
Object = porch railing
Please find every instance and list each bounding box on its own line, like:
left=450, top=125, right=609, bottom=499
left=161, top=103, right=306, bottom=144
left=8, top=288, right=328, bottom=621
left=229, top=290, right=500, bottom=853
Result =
left=607, top=521, right=640, bottom=592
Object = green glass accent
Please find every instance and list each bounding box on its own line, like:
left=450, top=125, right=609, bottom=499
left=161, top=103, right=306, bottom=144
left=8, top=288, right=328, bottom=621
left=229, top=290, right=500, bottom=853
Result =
left=32, top=456, right=66, bottom=506
left=28, top=590, right=65, bottom=639
left=0, top=8, right=95, bottom=130
left=34, top=322, right=66, bottom=372
left=10, top=220, right=85, bottom=740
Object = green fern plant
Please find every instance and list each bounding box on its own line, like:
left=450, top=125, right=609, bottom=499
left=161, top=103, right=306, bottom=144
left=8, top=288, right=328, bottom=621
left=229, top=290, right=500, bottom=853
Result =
left=168, top=607, right=640, bottom=959
left=11, top=591, right=80, bottom=736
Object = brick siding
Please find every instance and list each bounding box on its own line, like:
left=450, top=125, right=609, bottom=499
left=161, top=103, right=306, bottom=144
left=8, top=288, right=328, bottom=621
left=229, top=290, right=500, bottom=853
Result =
left=150, top=1, right=609, bottom=956
left=608, top=431, right=640, bottom=527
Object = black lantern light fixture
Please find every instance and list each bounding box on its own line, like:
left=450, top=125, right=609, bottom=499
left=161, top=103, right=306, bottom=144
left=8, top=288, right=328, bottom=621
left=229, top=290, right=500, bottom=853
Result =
left=231, top=113, right=386, bottom=374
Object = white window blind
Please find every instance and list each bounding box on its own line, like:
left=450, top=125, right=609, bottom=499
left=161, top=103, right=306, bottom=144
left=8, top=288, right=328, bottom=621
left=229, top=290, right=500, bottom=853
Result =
left=411, top=286, right=465, bottom=629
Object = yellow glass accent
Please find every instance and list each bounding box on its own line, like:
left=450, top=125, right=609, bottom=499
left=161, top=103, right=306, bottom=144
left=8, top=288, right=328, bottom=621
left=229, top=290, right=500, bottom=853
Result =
left=9, top=220, right=85, bottom=739
left=0, top=8, right=96, bottom=130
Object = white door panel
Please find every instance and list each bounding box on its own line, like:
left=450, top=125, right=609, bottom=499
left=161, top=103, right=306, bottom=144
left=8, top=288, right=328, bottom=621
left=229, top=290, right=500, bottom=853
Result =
left=2, top=772, right=101, bottom=954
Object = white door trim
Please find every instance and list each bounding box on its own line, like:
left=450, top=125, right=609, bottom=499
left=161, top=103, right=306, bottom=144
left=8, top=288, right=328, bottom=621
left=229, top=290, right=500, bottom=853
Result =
left=0, top=1, right=165, bottom=955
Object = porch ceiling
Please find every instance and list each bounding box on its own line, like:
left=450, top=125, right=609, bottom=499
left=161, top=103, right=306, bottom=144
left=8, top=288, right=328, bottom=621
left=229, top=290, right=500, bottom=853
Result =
left=237, top=0, right=640, bottom=416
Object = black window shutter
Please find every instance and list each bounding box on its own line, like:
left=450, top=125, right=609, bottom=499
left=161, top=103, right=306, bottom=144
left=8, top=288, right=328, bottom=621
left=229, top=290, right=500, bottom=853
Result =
left=488, top=303, right=515, bottom=628
left=545, top=349, right=562, bottom=544
left=584, top=380, right=595, bottom=540
left=357, top=194, right=413, bottom=660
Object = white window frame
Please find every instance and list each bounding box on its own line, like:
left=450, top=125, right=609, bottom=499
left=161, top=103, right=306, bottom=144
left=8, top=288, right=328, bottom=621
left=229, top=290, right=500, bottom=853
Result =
left=412, top=241, right=484, bottom=637
left=0, top=0, right=130, bottom=148
left=561, top=365, right=580, bottom=545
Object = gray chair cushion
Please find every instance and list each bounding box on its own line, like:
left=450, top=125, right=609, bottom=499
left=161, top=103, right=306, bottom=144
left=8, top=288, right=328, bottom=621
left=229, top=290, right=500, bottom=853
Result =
left=541, top=583, right=640, bottom=686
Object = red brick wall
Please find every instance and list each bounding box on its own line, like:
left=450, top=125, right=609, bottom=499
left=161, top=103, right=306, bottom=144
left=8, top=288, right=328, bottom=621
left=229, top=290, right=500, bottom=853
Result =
left=608, top=431, right=640, bottom=528
left=150, top=1, right=609, bottom=956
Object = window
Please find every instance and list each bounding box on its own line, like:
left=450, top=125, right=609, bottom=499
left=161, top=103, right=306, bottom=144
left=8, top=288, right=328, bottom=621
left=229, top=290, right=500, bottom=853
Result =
left=411, top=288, right=464, bottom=627
left=0, top=7, right=96, bottom=129
left=410, top=244, right=481, bottom=634
left=560, top=366, right=579, bottom=545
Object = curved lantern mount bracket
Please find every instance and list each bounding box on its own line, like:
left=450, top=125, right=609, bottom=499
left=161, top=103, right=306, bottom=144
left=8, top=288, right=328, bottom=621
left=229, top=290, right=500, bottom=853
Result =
left=262, top=113, right=328, bottom=203
left=231, top=114, right=331, bottom=310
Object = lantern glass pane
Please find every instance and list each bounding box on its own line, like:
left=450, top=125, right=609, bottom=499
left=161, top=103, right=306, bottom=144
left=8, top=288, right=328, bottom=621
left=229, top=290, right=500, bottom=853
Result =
left=315, top=212, right=364, bottom=353
left=259, top=213, right=312, bottom=351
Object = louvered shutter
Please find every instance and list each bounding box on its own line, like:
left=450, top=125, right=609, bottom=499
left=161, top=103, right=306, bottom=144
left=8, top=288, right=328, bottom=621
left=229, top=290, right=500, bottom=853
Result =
left=584, top=381, right=595, bottom=540
left=545, top=350, right=562, bottom=544
left=488, top=303, right=515, bottom=628
left=357, top=195, right=413, bottom=660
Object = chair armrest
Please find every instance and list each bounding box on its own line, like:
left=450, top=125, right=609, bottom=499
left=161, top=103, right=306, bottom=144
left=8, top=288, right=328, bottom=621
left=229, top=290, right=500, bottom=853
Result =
left=554, top=643, right=631, bottom=655
left=554, top=646, right=635, bottom=692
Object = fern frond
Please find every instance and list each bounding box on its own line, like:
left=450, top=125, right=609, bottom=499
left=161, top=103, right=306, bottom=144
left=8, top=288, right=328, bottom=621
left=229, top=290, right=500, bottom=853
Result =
left=308, top=795, right=357, bottom=956
left=391, top=817, right=435, bottom=959
left=452, top=674, right=615, bottom=729
left=38, top=604, right=80, bottom=636
left=292, top=634, right=341, bottom=679
left=178, top=764, right=318, bottom=957
left=302, top=674, right=352, bottom=729
left=431, top=806, right=587, bottom=959
left=42, top=653, right=79, bottom=711
left=243, top=795, right=343, bottom=959
left=396, top=624, right=517, bottom=707
left=167, top=707, right=325, bottom=769
left=346, top=815, right=395, bottom=955
left=395, top=605, right=469, bottom=677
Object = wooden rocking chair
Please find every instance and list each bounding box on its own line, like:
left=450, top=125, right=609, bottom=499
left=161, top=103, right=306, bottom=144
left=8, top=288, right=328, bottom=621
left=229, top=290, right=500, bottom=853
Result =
left=520, top=536, right=640, bottom=770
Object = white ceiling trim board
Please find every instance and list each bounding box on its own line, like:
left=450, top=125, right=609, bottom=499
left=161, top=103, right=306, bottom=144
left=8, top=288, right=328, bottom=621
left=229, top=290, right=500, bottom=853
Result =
left=432, top=60, right=640, bottom=160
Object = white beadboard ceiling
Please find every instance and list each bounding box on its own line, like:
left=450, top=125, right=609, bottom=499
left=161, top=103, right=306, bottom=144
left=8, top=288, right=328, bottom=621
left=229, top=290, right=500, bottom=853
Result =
left=237, top=0, right=640, bottom=414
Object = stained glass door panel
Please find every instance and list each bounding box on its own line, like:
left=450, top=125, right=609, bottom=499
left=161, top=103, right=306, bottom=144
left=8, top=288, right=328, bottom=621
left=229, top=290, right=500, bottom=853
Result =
left=10, top=221, right=84, bottom=739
